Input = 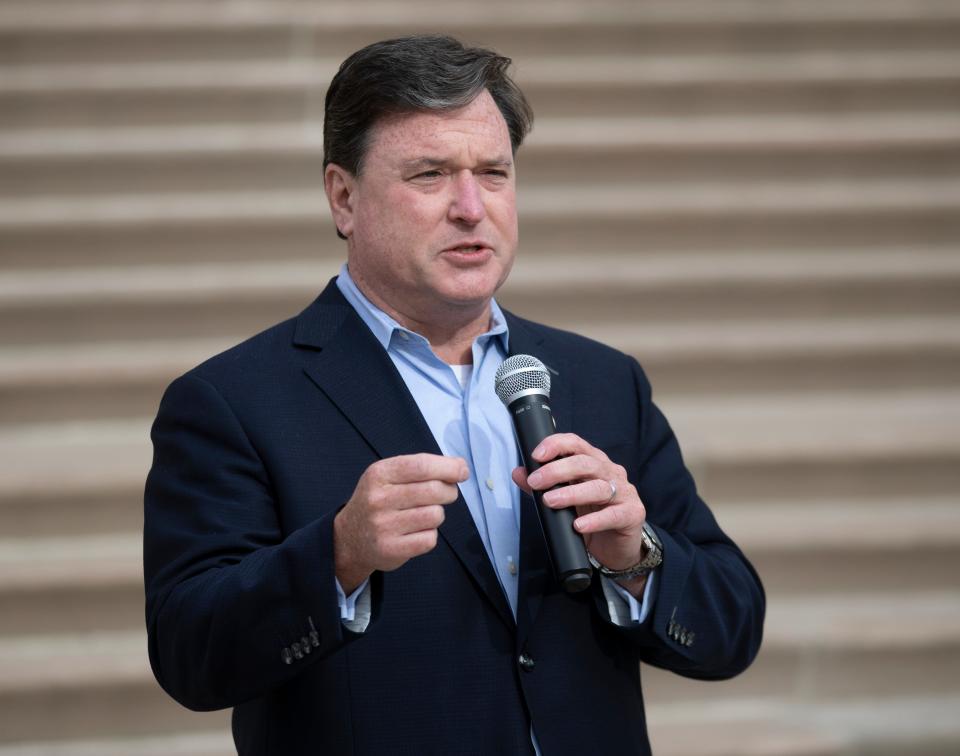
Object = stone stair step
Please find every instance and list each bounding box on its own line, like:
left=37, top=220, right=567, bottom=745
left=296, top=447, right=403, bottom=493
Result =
left=0, top=178, right=957, bottom=233
left=658, top=388, right=960, bottom=501
left=4, top=496, right=957, bottom=635
left=0, top=389, right=956, bottom=529
left=2, top=693, right=959, bottom=756
left=0, top=534, right=141, bottom=636
left=647, top=694, right=960, bottom=756
left=3, top=51, right=959, bottom=129
left=1, top=249, right=957, bottom=344
left=0, top=632, right=227, bottom=745
left=717, top=498, right=960, bottom=595
left=5, top=5, right=956, bottom=72
left=4, top=0, right=960, bottom=33
left=642, top=590, right=960, bottom=703
left=0, top=732, right=234, bottom=756
left=1, top=310, right=958, bottom=425
left=1, top=591, right=956, bottom=742
left=5, top=115, right=960, bottom=196
left=4, top=207, right=955, bottom=271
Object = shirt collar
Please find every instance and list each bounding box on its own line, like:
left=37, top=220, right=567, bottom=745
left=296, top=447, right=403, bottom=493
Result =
left=335, top=262, right=510, bottom=354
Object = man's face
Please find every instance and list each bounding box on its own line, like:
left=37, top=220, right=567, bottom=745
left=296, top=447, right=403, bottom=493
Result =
left=328, top=90, right=518, bottom=327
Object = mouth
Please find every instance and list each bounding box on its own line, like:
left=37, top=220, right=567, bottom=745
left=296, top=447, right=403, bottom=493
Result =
left=444, top=243, right=488, bottom=253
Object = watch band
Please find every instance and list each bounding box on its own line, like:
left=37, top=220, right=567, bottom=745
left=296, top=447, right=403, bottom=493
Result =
left=586, top=523, right=663, bottom=580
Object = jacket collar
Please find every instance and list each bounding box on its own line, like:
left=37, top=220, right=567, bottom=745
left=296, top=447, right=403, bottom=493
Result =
left=293, top=281, right=574, bottom=640
left=294, top=280, right=515, bottom=630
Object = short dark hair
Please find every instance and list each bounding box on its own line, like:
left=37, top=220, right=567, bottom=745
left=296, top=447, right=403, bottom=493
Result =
left=323, top=35, right=534, bottom=176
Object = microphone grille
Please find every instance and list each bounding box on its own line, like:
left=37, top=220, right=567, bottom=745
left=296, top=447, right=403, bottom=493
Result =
left=494, top=354, right=551, bottom=405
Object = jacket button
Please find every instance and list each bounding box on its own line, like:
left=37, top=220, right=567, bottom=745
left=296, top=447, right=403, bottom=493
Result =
left=518, top=653, right=535, bottom=672
left=281, top=648, right=293, bottom=665
left=301, top=636, right=312, bottom=654
left=292, top=642, right=304, bottom=660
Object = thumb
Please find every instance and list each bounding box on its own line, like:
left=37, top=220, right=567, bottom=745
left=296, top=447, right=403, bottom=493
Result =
left=511, top=466, right=533, bottom=495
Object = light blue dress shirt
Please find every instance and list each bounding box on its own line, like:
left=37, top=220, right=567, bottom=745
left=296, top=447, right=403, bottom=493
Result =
left=333, top=264, right=655, bottom=628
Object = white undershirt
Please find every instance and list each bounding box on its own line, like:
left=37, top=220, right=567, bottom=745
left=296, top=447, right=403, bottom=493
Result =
left=449, top=363, right=473, bottom=390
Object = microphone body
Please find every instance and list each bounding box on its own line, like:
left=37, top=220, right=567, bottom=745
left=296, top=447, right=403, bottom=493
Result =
left=496, top=356, right=592, bottom=593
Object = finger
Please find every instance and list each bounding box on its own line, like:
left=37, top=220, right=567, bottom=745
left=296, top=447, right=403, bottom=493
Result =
left=398, top=528, right=440, bottom=558
left=511, top=466, right=532, bottom=494
left=395, top=503, right=446, bottom=534
left=376, top=528, right=440, bottom=566
left=388, top=479, right=462, bottom=510
left=573, top=502, right=645, bottom=535
left=526, top=454, right=606, bottom=491
left=542, top=478, right=615, bottom=509
left=531, top=433, right=610, bottom=464
left=378, top=453, right=469, bottom=484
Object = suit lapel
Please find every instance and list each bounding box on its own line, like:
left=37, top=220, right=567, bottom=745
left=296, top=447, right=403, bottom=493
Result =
left=505, top=314, right=577, bottom=644
left=294, top=282, right=514, bottom=630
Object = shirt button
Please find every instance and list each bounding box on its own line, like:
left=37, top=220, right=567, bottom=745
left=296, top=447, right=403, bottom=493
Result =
left=507, top=556, right=517, bottom=576
left=518, top=653, right=535, bottom=672
left=485, top=478, right=495, bottom=491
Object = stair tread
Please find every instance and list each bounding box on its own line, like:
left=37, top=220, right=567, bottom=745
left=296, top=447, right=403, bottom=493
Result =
left=1, top=591, right=956, bottom=690
left=0, top=731, right=233, bottom=756
left=2, top=180, right=959, bottom=230
left=3, top=50, right=960, bottom=94
left=2, top=248, right=958, bottom=308
left=1, top=693, right=959, bottom=756
left=0, top=389, right=957, bottom=499
left=648, top=694, right=960, bottom=756
left=2, top=497, right=957, bottom=591
left=2, top=314, right=957, bottom=389
left=4, top=0, right=960, bottom=32
left=660, top=388, right=960, bottom=461
left=5, top=113, right=960, bottom=159
left=718, top=498, right=960, bottom=552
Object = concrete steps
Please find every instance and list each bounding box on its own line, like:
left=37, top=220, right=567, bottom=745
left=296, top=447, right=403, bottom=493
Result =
left=643, top=590, right=960, bottom=703
left=2, top=694, right=960, bottom=756
left=1, top=388, right=956, bottom=534
left=1, top=0, right=956, bottom=752
left=4, top=315, right=959, bottom=425
left=0, top=631, right=229, bottom=745
left=6, top=115, right=960, bottom=198
left=2, top=249, right=957, bottom=344
left=1, top=592, right=956, bottom=744
left=2, top=179, right=959, bottom=271
left=648, top=694, right=960, bottom=756
left=3, top=51, right=959, bottom=130
left=3, top=495, right=957, bottom=636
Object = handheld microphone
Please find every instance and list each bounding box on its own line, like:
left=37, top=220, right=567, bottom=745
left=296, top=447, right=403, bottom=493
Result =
left=494, top=355, right=592, bottom=593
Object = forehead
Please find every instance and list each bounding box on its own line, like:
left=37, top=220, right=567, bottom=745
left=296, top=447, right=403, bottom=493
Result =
left=363, top=90, right=512, bottom=166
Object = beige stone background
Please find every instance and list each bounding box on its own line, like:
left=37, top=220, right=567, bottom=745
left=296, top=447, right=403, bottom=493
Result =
left=1, top=1, right=959, bottom=754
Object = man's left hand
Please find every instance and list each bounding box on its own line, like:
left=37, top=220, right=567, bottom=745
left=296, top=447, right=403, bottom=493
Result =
left=511, top=433, right=648, bottom=594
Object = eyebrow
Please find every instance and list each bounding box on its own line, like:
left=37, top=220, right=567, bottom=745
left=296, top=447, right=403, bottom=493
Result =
left=400, top=156, right=513, bottom=172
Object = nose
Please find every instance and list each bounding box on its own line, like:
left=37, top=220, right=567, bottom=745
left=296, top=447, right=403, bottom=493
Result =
left=449, top=171, right=486, bottom=226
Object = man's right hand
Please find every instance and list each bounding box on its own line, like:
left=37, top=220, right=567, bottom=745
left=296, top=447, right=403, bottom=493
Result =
left=333, top=453, right=469, bottom=593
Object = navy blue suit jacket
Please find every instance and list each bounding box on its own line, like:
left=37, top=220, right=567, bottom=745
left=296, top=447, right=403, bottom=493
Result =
left=144, top=279, right=764, bottom=755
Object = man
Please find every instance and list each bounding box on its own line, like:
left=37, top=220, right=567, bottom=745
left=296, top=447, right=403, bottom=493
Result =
left=144, top=35, right=764, bottom=755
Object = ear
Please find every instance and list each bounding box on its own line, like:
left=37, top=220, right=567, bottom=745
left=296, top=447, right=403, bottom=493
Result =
left=324, top=163, right=357, bottom=239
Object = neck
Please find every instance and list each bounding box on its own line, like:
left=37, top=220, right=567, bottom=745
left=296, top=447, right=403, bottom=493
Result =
left=350, top=275, right=492, bottom=365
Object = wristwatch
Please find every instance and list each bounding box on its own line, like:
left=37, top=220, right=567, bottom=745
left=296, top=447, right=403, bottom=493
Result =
left=587, top=523, right=663, bottom=580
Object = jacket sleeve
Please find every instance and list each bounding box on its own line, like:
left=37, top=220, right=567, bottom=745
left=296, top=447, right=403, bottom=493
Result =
left=595, top=358, right=766, bottom=681
left=143, top=373, right=362, bottom=711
